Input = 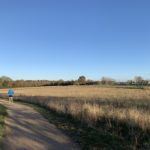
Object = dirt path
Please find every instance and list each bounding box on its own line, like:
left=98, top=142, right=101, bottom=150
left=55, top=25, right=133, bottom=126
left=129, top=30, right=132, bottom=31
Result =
left=0, top=99, right=80, bottom=150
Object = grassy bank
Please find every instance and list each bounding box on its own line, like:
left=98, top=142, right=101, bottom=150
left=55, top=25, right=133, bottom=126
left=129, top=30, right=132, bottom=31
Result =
left=0, top=104, right=7, bottom=140
left=17, top=100, right=150, bottom=150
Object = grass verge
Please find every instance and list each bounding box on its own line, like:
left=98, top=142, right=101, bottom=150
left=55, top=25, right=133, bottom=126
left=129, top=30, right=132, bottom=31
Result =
left=15, top=100, right=147, bottom=150
left=0, top=104, right=7, bottom=140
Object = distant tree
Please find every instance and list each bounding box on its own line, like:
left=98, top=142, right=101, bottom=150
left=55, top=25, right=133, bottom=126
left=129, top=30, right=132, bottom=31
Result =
left=0, top=76, right=13, bottom=88
left=134, top=76, right=144, bottom=88
left=0, top=79, right=2, bottom=88
left=2, top=80, right=9, bottom=88
left=74, top=80, right=79, bottom=85
left=0, top=76, right=12, bottom=82
left=101, top=77, right=116, bottom=85
left=101, top=77, right=107, bottom=84
left=78, top=76, right=86, bottom=85
left=58, top=80, right=64, bottom=85
left=143, top=80, right=149, bottom=86
left=127, top=80, right=133, bottom=85
left=86, top=80, right=99, bottom=85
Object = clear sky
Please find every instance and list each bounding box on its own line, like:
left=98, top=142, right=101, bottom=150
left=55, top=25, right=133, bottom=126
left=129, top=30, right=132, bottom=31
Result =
left=0, top=0, right=150, bottom=80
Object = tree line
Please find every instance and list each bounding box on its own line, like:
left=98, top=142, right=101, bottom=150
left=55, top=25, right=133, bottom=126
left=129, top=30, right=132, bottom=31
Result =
left=0, top=75, right=149, bottom=88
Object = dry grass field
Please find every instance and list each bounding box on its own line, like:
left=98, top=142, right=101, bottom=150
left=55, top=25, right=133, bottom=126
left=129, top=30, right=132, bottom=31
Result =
left=1, top=86, right=150, bottom=100
left=1, top=86, right=150, bottom=149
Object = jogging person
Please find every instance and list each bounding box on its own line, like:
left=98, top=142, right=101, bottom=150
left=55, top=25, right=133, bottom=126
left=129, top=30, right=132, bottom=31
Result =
left=8, top=88, right=14, bottom=103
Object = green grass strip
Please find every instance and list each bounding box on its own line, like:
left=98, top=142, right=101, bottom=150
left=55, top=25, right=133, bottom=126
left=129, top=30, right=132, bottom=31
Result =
left=0, top=104, right=7, bottom=140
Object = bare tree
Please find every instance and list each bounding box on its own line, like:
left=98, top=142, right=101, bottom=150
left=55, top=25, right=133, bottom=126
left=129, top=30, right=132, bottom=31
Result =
left=101, top=77, right=116, bottom=85
left=78, top=76, right=86, bottom=85
left=134, top=76, right=144, bottom=88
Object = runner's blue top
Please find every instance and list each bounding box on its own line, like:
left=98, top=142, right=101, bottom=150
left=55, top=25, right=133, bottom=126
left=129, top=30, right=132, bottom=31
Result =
left=8, top=89, right=14, bottom=96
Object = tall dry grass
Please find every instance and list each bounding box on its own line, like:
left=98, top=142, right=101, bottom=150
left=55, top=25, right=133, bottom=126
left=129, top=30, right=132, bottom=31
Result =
left=1, top=86, right=150, bottom=128
left=1, top=86, right=150, bottom=148
left=1, top=86, right=150, bottom=100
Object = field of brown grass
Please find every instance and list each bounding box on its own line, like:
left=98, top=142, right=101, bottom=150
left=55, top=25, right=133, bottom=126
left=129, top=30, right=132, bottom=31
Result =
left=1, top=86, right=150, bottom=149
left=1, top=86, right=150, bottom=100
left=1, top=86, right=150, bottom=128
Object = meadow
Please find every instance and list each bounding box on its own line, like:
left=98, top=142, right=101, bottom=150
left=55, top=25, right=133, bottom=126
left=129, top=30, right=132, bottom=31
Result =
left=1, top=86, right=150, bottom=149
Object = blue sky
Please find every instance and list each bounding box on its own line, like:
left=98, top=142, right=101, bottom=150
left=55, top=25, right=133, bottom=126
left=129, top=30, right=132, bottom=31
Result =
left=0, top=0, right=150, bottom=80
